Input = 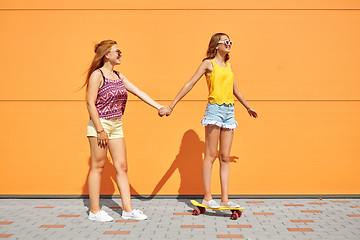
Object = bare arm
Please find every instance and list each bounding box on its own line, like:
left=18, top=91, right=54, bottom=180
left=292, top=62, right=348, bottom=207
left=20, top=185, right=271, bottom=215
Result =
left=233, top=80, right=251, bottom=110
left=233, top=81, right=258, bottom=118
left=121, top=74, right=163, bottom=110
left=169, top=60, right=212, bottom=110
left=86, top=70, right=109, bottom=147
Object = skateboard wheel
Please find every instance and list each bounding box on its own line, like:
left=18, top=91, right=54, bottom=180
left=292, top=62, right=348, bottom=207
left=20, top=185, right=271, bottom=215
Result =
left=199, top=207, right=206, bottom=214
left=230, top=213, right=238, bottom=220
left=192, top=209, right=200, bottom=216
left=236, top=210, right=242, bottom=217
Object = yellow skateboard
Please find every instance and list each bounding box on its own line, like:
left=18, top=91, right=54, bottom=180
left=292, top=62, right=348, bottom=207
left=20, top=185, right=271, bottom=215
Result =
left=191, top=200, right=244, bottom=220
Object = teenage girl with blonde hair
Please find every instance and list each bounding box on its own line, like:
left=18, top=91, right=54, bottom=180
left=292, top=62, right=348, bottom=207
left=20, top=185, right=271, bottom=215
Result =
left=162, top=33, right=258, bottom=208
left=84, top=40, right=165, bottom=221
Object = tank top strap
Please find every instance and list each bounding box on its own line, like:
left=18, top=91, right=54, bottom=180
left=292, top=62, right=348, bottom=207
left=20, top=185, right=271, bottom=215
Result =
left=210, top=59, right=228, bottom=68
left=98, top=69, right=106, bottom=81
left=113, top=70, right=120, bottom=79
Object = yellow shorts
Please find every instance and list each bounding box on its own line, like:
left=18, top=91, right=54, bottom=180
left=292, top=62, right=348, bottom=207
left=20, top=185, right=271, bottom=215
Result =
left=87, top=118, right=124, bottom=139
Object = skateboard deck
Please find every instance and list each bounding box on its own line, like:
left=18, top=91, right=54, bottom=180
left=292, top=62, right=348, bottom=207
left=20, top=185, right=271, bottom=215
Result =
left=191, top=200, right=244, bottom=220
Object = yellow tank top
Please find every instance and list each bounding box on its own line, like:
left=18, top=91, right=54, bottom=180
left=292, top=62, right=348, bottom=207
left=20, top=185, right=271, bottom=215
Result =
left=205, top=59, right=234, bottom=105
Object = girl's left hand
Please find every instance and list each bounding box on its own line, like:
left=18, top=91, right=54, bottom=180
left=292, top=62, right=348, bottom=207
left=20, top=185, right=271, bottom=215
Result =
left=247, top=108, right=258, bottom=118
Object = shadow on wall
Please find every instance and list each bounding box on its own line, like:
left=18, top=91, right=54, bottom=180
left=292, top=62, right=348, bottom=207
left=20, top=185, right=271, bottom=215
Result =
left=82, top=129, right=238, bottom=209
left=82, top=129, right=204, bottom=199
left=148, top=129, right=205, bottom=196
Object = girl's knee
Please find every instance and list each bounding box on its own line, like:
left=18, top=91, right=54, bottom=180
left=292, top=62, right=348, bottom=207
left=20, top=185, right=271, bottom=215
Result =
left=90, top=164, right=105, bottom=174
left=219, top=154, right=230, bottom=163
left=90, top=157, right=106, bottom=173
left=115, top=163, right=128, bottom=173
left=204, top=153, right=217, bottom=163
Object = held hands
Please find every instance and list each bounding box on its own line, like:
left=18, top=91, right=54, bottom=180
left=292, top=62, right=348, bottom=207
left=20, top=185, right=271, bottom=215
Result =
left=158, top=106, right=172, bottom=117
left=158, top=106, right=258, bottom=118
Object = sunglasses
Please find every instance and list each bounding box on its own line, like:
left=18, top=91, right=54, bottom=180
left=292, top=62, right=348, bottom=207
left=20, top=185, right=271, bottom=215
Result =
left=110, top=49, right=122, bottom=56
left=218, top=40, right=233, bottom=46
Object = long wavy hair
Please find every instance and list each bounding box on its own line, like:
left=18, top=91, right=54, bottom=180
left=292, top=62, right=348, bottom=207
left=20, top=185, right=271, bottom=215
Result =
left=203, top=33, right=230, bottom=62
left=82, top=40, right=117, bottom=89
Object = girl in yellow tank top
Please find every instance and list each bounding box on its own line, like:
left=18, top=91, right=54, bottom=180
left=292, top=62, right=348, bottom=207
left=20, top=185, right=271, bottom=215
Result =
left=206, top=59, right=234, bottom=105
left=161, top=33, right=258, bottom=208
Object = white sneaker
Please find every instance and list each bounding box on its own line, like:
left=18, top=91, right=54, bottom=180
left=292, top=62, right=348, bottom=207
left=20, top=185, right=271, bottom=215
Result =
left=220, top=201, right=240, bottom=208
left=88, top=210, right=114, bottom=222
left=202, top=199, right=221, bottom=208
left=122, top=209, right=148, bottom=220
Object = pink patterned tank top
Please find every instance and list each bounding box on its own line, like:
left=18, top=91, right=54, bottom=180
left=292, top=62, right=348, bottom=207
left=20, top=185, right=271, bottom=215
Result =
left=95, top=69, right=128, bottom=119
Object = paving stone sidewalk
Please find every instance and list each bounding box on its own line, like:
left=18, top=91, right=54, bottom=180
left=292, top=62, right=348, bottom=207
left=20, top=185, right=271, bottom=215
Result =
left=0, top=198, right=359, bottom=239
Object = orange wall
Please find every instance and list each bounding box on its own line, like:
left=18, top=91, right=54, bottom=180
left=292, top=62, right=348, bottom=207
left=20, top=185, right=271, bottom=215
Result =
left=0, top=1, right=359, bottom=196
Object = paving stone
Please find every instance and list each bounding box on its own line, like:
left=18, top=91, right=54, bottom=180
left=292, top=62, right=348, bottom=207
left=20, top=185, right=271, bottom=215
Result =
left=0, top=198, right=360, bottom=239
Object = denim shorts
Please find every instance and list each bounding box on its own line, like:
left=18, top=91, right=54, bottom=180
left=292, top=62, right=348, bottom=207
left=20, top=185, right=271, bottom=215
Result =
left=201, top=102, right=238, bottom=129
left=87, top=118, right=124, bottom=139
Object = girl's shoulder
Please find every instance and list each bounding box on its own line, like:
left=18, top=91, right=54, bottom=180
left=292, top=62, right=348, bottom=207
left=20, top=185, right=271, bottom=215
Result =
left=202, top=58, right=213, bottom=64
left=202, top=59, right=214, bottom=68
left=202, top=59, right=214, bottom=75
left=90, top=69, right=103, bottom=80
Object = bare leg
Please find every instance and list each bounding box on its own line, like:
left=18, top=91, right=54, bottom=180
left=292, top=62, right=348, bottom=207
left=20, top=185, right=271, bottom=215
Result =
left=219, top=128, right=234, bottom=203
left=88, top=137, right=107, bottom=214
left=203, top=125, right=221, bottom=201
left=108, top=138, right=132, bottom=212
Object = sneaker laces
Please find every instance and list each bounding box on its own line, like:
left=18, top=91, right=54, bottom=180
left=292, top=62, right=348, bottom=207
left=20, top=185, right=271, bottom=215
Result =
left=224, top=201, right=239, bottom=207
left=134, top=209, right=143, bottom=215
left=97, top=210, right=109, bottom=217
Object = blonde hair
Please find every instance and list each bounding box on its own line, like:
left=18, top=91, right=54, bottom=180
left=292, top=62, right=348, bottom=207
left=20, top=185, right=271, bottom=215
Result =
left=203, top=33, right=230, bottom=62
